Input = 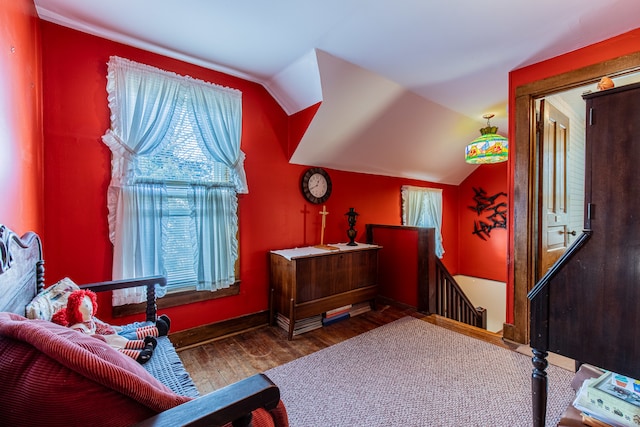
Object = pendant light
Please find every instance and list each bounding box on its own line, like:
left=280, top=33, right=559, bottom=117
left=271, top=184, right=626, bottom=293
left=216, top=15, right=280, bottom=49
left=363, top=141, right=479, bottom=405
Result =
left=465, top=114, right=508, bottom=164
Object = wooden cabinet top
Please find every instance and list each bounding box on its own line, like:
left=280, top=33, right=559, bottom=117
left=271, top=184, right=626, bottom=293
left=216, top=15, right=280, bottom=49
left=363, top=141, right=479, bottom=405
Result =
left=270, top=243, right=381, bottom=261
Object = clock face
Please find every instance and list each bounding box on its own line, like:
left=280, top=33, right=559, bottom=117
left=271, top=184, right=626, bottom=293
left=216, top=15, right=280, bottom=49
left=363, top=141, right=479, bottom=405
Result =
left=301, top=168, right=332, bottom=204
left=308, top=173, right=328, bottom=198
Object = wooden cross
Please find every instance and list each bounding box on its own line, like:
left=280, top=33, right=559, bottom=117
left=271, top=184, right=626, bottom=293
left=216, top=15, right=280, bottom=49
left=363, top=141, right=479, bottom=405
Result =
left=319, top=205, right=329, bottom=245
left=314, top=205, right=339, bottom=250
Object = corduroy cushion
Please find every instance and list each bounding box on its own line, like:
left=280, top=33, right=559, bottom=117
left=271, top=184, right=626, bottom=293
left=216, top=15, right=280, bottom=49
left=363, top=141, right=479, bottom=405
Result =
left=222, top=401, right=289, bottom=427
left=0, top=312, right=192, bottom=427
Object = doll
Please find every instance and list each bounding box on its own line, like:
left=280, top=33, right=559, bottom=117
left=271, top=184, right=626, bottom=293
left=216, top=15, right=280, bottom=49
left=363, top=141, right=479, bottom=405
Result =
left=52, top=289, right=171, bottom=364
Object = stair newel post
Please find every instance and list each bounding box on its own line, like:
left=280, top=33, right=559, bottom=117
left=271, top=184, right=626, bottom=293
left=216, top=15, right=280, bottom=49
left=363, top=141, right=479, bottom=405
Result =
left=531, top=348, right=548, bottom=427
left=528, top=278, right=550, bottom=427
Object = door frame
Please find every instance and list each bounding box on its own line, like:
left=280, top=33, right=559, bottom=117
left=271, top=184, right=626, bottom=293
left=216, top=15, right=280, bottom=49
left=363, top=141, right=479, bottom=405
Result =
left=505, top=52, right=640, bottom=344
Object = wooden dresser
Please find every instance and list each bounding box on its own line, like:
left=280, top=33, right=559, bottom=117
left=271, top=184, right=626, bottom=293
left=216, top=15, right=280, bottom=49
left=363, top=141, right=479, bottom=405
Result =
left=529, top=81, right=640, bottom=426
left=269, top=244, right=380, bottom=340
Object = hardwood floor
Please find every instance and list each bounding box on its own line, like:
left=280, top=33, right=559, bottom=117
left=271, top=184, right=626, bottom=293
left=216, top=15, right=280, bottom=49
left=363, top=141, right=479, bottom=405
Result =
left=177, top=303, right=510, bottom=395
left=178, top=303, right=421, bottom=394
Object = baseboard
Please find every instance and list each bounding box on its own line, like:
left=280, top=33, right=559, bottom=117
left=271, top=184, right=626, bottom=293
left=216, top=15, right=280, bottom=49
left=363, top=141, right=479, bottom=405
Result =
left=170, top=310, right=270, bottom=350
left=502, top=322, right=517, bottom=342
left=376, top=296, right=421, bottom=313
left=514, top=344, right=576, bottom=371
left=422, top=314, right=514, bottom=350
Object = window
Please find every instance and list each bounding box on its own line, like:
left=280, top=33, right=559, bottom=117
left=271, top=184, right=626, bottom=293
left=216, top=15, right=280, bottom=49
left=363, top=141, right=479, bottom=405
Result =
left=401, top=186, right=445, bottom=258
left=102, top=56, right=248, bottom=306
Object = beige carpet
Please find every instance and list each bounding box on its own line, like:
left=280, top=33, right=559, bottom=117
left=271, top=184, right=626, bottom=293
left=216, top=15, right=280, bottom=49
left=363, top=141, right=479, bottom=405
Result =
left=266, top=317, right=575, bottom=427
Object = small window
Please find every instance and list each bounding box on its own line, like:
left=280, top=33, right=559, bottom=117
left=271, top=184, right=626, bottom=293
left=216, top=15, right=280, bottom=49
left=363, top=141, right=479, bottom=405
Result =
left=401, top=186, right=445, bottom=258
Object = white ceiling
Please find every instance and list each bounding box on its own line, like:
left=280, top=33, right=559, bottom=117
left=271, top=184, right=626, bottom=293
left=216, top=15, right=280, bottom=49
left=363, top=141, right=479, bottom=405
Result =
left=34, top=0, right=640, bottom=184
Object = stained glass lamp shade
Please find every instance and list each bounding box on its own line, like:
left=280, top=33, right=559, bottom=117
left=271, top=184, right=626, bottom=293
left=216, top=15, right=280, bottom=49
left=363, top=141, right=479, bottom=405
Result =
left=465, top=114, right=508, bottom=164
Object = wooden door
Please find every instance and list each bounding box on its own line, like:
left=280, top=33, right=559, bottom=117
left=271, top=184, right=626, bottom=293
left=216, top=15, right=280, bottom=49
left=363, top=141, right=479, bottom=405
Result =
left=538, top=100, right=570, bottom=276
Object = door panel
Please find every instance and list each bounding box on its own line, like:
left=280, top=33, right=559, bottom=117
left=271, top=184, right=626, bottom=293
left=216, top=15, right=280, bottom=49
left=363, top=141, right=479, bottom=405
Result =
left=539, top=100, right=570, bottom=276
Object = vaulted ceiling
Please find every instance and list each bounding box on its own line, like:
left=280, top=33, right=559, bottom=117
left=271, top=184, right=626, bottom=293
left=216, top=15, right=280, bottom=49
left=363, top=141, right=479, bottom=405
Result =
left=34, top=0, right=640, bottom=184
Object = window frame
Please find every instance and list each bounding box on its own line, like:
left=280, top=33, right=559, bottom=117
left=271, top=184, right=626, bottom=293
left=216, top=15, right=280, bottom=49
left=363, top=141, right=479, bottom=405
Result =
left=102, top=56, right=246, bottom=311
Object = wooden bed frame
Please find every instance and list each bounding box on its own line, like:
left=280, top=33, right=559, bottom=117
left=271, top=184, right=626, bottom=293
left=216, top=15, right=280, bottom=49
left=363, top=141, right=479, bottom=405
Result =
left=0, top=223, right=284, bottom=427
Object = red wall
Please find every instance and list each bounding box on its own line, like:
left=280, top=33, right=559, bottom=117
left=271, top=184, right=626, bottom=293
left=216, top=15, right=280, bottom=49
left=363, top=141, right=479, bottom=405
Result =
left=0, top=0, right=43, bottom=235
left=40, top=22, right=460, bottom=332
left=374, top=227, right=420, bottom=307
left=458, top=162, right=508, bottom=282
left=506, top=27, right=640, bottom=323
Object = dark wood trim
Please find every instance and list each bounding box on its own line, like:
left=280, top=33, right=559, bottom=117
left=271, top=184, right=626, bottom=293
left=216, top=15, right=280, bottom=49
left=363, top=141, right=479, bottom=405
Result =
left=502, top=322, right=516, bottom=343
left=505, top=92, right=538, bottom=344
left=171, top=310, right=270, bottom=350
left=112, top=284, right=240, bottom=318
left=509, top=52, right=640, bottom=344
left=514, top=53, right=640, bottom=98
left=417, top=227, right=435, bottom=314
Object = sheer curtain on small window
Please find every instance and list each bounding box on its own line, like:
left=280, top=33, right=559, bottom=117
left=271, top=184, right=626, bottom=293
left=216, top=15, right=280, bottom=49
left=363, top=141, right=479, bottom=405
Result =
left=401, top=186, right=445, bottom=258
left=102, top=56, right=246, bottom=306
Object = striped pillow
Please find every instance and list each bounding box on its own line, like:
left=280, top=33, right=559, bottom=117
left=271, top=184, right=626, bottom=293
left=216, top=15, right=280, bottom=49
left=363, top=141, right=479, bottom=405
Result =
left=25, top=277, right=79, bottom=320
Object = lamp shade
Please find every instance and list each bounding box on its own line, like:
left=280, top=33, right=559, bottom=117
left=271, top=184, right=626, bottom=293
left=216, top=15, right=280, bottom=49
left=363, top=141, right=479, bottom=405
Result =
left=465, top=115, right=508, bottom=164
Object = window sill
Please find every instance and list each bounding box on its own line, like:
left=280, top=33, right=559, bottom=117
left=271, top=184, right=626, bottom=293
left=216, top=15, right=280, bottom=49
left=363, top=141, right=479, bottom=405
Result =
left=112, top=283, right=240, bottom=318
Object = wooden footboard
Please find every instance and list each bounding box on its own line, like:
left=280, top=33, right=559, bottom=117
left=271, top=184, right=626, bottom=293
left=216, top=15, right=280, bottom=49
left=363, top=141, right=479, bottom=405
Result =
left=80, top=276, right=164, bottom=323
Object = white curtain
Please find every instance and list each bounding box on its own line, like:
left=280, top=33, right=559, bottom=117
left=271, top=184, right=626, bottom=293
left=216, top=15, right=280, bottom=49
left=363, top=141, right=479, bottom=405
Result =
left=192, top=186, right=238, bottom=290
left=102, top=56, right=245, bottom=305
left=401, top=186, right=445, bottom=258
left=111, top=184, right=166, bottom=306
left=189, top=84, right=247, bottom=193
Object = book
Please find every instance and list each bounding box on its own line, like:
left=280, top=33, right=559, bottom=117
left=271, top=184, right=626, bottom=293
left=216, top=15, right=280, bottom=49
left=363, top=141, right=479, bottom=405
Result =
left=573, top=372, right=640, bottom=427
left=276, top=313, right=323, bottom=336
left=349, top=301, right=372, bottom=317
left=581, top=413, right=619, bottom=427
left=321, top=311, right=350, bottom=326
left=325, top=304, right=352, bottom=318
left=324, top=309, right=350, bottom=319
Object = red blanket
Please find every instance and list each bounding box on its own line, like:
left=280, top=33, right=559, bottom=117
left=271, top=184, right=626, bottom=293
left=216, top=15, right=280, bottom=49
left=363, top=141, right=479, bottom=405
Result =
left=0, top=312, right=192, bottom=426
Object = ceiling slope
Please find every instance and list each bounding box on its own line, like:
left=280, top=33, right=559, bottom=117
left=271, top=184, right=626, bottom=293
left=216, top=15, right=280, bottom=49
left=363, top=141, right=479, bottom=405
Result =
left=290, top=50, right=481, bottom=184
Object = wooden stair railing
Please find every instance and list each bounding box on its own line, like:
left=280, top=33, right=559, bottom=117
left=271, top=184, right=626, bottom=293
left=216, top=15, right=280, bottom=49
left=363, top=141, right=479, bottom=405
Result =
left=434, top=258, right=487, bottom=329
left=365, top=223, right=487, bottom=330
left=527, top=229, right=592, bottom=427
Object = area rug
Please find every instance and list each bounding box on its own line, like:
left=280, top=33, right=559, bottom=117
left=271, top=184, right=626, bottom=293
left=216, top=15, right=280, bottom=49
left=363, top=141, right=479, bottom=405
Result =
left=265, top=317, right=574, bottom=427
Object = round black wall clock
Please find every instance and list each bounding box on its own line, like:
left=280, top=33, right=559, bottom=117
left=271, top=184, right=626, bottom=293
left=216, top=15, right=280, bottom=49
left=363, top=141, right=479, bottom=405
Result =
left=301, top=167, right=332, bottom=204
